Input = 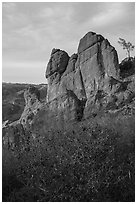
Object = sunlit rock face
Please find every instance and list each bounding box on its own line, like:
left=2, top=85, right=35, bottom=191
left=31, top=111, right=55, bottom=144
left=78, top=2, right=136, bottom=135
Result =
left=45, top=31, right=120, bottom=118
left=76, top=32, right=119, bottom=98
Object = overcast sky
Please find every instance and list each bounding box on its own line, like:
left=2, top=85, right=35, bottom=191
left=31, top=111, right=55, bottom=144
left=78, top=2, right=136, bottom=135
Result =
left=2, top=2, right=135, bottom=84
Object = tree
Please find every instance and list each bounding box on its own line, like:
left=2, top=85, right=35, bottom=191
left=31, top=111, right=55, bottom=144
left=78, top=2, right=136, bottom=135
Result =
left=118, top=38, right=135, bottom=58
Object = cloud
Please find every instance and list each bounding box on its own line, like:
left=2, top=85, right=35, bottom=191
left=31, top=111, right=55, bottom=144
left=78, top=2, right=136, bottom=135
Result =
left=38, top=5, right=75, bottom=41
left=2, top=2, right=16, bottom=13
left=91, top=4, right=124, bottom=28
left=74, top=3, right=126, bottom=34
left=3, top=3, right=76, bottom=63
left=40, top=4, right=74, bottom=21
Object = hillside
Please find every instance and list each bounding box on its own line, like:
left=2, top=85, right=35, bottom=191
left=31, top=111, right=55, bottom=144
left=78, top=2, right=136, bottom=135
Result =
left=2, top=31, right=135, bottom=202
left=2, top=83, right=47, bottom=124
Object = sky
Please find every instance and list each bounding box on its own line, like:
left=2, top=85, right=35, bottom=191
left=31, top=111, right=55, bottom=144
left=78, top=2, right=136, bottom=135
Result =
left=2, top=2, right=135, bottom=84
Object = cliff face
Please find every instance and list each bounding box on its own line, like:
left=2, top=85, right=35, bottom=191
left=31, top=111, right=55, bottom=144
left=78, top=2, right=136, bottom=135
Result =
left=2, top=31, right=135, bottom=149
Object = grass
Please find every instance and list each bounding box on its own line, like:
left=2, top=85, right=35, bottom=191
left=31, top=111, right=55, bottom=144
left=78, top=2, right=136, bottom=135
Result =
left=3, top=111, right=135, bottom=202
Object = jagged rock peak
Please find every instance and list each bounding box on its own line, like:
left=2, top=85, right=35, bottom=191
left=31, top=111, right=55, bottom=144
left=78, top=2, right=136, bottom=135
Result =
left=45, top=49, right=69, bottom=78
left=51, top=48, right=60, bottom=55
left=78, top=31, right=104, bottom=53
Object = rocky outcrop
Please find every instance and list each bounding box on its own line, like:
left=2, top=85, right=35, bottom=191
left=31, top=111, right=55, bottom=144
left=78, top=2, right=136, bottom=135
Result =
left=46, top=49, right=69, bottom=102
left=2, top=31, right=135, bottom=150
left=46, top=32, right=119, bottom=103
left=19, top=86, right=42, bottom=128
left=3, top=86, right=42, bottom=149
left=45, top=31, right=120, bottom=117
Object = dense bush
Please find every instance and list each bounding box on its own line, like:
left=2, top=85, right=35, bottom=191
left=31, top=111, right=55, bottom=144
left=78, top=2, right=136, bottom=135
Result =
left=119, top=57, right=135, bottom=78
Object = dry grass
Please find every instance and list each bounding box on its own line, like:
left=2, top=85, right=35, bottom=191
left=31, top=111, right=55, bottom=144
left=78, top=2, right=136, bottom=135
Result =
left=3, top=111, right=135, bottom=202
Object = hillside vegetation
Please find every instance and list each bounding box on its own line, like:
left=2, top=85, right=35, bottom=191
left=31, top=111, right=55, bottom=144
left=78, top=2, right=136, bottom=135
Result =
left=3, top=108, right=134, bottom=202
left=2, top=31, right=135, bottom=202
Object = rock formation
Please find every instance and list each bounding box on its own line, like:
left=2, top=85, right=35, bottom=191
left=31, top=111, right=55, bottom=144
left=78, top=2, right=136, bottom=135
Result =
left=2, top=31, right=135, bottom=149
left=3, top=86, right=42, bottom=149
left=45, top=31, right=121, bottom=117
